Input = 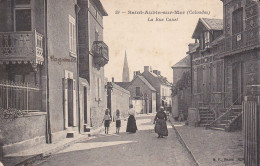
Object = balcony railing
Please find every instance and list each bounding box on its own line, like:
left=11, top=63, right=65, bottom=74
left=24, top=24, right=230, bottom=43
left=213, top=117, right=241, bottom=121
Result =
left=0, top=80, right=41, bottom=111
left=218, top=26, right=260, bottom=56
left=0, top=30, right=44, bottom=65
left=92, top=41, right=109, bottom=68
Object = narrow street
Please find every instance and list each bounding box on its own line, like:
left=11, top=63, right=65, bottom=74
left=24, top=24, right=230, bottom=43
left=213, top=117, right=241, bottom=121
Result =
left=34, top=115, right=196, bottom=166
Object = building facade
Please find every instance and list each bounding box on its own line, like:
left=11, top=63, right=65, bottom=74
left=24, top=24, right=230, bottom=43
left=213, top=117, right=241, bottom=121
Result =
left=218, top=0, right=260, bottom=164
left=78, top=0, right=109, bottom=128
left=171, top=55, right=191, bottom=119
left=124, top=75, right=156, bottom=114
left=0, top=0, right=109, bottom=156
left=142, top=66, right=172, bottom=111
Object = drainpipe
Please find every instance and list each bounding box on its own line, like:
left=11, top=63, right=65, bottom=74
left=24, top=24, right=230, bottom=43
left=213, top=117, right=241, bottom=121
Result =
left=75, top=3, right=81, bottom=133
left=190, top=52, right=193, bottom=106
left=44, top=0, right=52, bottom=144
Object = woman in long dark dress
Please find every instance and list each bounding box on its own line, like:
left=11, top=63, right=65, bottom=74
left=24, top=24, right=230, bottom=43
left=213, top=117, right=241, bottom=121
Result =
left=154, top=106, right=168, bottom=138
left=126, top=104, right=138, bottom=133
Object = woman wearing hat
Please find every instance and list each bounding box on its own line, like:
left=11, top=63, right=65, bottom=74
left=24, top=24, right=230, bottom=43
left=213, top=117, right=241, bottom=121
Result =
left=154, top=106, right=168, bottom=138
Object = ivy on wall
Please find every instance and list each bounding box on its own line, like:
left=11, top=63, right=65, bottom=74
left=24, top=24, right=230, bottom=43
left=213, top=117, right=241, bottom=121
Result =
left=172, top=70, right=191, bottom=97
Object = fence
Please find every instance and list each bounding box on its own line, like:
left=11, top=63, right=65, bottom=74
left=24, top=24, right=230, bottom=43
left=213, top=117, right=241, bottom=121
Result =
left=242, top=96, right=260, bottom=166
left=0, top=81, right=41, bottom=111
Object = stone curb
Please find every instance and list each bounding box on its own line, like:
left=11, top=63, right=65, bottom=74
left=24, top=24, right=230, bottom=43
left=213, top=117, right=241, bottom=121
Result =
left=168, top=117, right=200, bottom=166
left=14, top=127, right=105, bottom=166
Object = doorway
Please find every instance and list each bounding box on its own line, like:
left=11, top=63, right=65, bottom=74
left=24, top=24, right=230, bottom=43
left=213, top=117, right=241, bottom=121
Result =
left=84, top=87, right=88, bottom=124
left=68, top=79, right=74, bottom=127
left=232, top=62, right=243, bottom=105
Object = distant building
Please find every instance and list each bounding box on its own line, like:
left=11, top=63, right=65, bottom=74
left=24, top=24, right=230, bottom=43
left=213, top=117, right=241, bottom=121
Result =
left=122, top=51, right=130, bottom=82
left=125, top=75, right=156, bottom=114
left=141, top=66, right=172, bottom=110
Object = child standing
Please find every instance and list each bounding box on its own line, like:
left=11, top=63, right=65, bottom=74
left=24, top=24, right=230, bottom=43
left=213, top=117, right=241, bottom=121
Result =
left=102, top=109, right=111, bottom=134
left=115, top=109, right=121, bottom=134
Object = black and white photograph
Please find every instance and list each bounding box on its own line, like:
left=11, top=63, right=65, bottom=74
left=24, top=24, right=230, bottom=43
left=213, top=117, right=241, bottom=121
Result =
left=0, top=0, right=259, bottom=165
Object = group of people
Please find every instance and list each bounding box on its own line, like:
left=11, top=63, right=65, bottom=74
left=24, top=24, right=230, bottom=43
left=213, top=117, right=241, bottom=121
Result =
left=102, top=104, right=137, bottom=134
left=102, top=105, right=168, bottom=138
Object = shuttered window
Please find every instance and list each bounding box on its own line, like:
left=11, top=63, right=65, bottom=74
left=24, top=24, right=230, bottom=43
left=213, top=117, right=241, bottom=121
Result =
left=232, top=8, right=243, bottom=35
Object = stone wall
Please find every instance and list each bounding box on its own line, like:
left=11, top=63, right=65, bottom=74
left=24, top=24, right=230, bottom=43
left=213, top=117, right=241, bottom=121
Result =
left=110, top=82, right=130, bottom=119
left=0, top=114, right=46, bottom=155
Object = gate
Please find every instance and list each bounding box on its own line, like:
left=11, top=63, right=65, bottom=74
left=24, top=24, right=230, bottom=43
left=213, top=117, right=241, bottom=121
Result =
left=242, top=97, right=260, bottom=166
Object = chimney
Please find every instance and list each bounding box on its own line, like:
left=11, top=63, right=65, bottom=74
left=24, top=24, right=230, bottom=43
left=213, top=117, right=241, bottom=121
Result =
left=188, top=43, right=197, bottom=52
left=144, top=66, right=149, bottom=72
left=112, top=77, right=114, bottom=82
left=133, top=71, right=141, bottom=79
left=153, top=70, right=158, bottom=75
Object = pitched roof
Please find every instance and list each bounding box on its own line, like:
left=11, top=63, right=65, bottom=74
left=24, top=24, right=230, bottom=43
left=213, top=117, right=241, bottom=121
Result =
left=157, top=76, right=172, bottom=86
left=135, top=75, right=156, bottom=91
left=93, top=0, right=108, bottom=16
left=172, top=55, right=190, bottom=68
left=201, top=18, right=223, bottom=31
left=142, top=71, right=172, bottom=87
left=114, top=82, right=131, bottom=90
left=192, top=18, right=223, bottom=39
left=210, top=35, right=225, bottom=46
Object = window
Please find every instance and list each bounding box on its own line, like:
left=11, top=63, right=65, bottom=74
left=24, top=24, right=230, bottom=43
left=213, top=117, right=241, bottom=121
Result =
left=14, top=9, right=31, bottom=31
left=204, top=31, right=210, bottom=48
left=136, top=87, right=141, bottom=96
left=69, top=15, right=76, bottom=55
left=162, top=87, right=164, bottom=96
left=232, top=8, right=243, bottom=35
left=96, top=77, right=102, bottom=99
left=14, top=0, right=31, bottom=31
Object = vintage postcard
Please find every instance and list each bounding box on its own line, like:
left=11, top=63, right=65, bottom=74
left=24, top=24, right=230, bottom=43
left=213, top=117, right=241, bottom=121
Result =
left=0, top=0, right=259, bottom=166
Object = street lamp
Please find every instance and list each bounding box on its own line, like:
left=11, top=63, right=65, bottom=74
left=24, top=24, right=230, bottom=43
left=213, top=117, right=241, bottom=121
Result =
left=105, top=82, right=113, bottom=117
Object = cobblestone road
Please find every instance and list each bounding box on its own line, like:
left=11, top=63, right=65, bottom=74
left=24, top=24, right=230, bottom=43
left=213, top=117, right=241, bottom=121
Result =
left=36, top=115, right=196, bottom=166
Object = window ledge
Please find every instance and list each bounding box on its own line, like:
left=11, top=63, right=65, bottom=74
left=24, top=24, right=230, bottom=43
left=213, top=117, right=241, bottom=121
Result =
left=69, top=51, right=77, bottom=58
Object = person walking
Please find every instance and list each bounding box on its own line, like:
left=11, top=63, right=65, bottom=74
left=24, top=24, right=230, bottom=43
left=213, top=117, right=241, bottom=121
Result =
left=154, top=106, right=168, bottom=138
left=115, top=109, right=121, bottom=134
left=102, top=109, right=111, bottom=134
left=126, top=104, right=138, bottom=133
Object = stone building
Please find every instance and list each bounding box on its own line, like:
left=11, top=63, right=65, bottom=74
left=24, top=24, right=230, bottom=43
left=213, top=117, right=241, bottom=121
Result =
left=0, top=0, right=109, bottom=156
left=188, top=18, right=225, bottom=127
left=124, top=75, right=156, bottom=114
left=217, top=0, right=260, bottom=164
left=142, top=66, right=172, bottom=111
left=171, top=55, right=191, bottom=119
left=78, top=0, right=109, bottom=129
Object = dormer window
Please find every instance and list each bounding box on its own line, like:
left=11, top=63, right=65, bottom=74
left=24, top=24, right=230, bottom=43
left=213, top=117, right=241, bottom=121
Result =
left=232, top=8, right=243, bottom=35
left=200, top=31, right=210, bottom=49
left=204, top=31, right=210, bottom=49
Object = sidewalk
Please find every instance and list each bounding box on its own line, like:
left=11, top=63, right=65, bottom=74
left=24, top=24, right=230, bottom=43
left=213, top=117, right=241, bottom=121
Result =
left=169, top=116, right=244, bottom=166
left=1, top=126, right=105, bottom=166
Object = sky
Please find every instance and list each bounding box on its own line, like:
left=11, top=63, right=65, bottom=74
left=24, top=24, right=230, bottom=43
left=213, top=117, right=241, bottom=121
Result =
left=101, top=0, right=223, bottom=83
